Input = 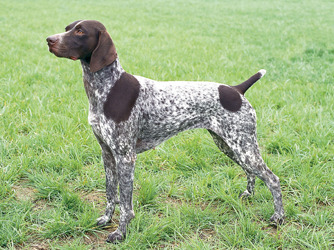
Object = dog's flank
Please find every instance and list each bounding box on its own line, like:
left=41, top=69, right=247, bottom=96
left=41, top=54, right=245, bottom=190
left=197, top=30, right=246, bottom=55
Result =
left=47, top=20, right=284, bottom=243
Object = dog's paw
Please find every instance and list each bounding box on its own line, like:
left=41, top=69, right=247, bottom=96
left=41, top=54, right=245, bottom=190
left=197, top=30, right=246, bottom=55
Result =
left=239, top=190, right=252, bottom=199
left=106, top=229, right=124, bottom=244
left=270, top=212, right=285, bottom=225
left=96, top=215, right=111, bottom=227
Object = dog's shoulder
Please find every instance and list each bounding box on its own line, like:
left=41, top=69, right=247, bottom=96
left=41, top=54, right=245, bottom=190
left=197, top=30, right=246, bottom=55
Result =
left=103, top=72, right=140, bottom=124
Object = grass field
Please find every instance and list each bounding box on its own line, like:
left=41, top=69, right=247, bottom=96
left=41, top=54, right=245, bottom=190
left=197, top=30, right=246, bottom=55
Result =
left=0, top=0, right=333, bottom=249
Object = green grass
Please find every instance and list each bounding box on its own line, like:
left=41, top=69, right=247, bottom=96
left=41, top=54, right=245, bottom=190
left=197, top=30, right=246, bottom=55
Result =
left=0, top=0, right=333, bottom=248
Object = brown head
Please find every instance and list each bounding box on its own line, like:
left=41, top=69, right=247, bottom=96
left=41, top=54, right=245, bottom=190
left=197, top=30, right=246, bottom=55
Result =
left=46, top=20, right=117, bottom=73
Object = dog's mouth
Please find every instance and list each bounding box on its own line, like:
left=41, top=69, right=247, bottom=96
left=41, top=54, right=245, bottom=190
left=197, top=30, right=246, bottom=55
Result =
left=48, top=45, right=55, bottom=54
left=48, top=46, right=77, bottom=60
left=48, top=46, right=61, bottom=57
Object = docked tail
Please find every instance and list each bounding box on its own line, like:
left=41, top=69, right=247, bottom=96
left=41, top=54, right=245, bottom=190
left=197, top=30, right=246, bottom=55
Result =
left=233, top=69, right=266, bottom=95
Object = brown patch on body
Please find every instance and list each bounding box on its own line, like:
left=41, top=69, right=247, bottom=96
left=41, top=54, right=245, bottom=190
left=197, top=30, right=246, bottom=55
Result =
left=218, top=85, right=242, bottom=112
left=104, top=72, right=140, bottom=124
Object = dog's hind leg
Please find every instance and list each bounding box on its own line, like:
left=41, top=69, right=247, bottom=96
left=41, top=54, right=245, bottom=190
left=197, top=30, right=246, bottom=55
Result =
left=209, top=130, right=255, bottom=197
left=208, top=129, right=284, bottom=224
left=240, top=171, right=256, bottom=198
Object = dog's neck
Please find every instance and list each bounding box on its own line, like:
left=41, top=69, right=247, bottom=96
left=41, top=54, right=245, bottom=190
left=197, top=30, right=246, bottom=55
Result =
left=80, top=58, right=125, bottom=107
left=81, top=58, right=124, bottom=87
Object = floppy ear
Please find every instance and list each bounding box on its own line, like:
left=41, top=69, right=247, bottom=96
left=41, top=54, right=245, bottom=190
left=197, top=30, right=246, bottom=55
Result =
left=65, top=20, right=82, bottom=31
left=90, top=30, right=117, bottom=73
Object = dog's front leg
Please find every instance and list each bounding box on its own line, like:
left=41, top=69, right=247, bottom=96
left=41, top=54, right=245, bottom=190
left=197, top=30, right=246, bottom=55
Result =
left=94, top=135, right=119, bottom=227
left=106, top=151, right=136, bottom=243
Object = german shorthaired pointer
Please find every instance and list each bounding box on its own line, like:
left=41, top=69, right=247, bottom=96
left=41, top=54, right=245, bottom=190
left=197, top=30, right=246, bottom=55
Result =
left=46, top=20, right=284, bottom=243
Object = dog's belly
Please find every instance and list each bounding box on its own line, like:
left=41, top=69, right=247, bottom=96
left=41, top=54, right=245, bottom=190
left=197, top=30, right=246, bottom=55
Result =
left=135, top=112, right=209, bottom=153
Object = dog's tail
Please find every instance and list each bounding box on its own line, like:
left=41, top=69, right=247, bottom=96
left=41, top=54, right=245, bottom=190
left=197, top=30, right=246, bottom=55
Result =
left=233, top=69, right=266, bottom=95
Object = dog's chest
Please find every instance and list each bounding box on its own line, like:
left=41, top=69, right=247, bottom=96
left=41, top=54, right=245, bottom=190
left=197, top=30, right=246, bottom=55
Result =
left=82, top=60, right=124, bottom=119
left=83, top=77, right=108, bottom=127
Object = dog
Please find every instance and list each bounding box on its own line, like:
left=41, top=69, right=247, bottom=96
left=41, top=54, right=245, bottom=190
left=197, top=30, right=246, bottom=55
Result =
left=46, top=20, right=284, bottom=243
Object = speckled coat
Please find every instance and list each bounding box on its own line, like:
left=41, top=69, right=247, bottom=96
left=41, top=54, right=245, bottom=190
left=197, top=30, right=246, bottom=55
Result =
left=47, top=20, right=285, bottom=244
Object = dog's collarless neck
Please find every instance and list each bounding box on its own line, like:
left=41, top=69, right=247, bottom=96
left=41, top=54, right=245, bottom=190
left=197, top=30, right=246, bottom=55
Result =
left=81, top=58, right=124, bottom=85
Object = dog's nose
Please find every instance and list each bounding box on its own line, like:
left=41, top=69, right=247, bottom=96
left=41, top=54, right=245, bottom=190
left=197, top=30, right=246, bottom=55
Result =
left=46, top=36, right=58, bottom=46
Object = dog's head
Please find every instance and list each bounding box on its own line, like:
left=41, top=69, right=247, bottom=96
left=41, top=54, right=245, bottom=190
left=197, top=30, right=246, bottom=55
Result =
left=46, top=20, right=117, bottom=73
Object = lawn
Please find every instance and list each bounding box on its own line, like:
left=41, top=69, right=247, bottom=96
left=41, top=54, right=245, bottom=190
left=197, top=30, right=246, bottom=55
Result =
left=0, top=0, right=333, bottom=249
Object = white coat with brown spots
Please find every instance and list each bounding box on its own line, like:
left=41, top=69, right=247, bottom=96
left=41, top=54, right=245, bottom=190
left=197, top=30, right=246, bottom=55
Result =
left=47, top=20, right=285, bottom=244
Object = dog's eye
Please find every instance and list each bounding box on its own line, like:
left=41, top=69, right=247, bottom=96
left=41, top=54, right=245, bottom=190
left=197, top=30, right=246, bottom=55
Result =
left=76, top=29, right=84, bottom=35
